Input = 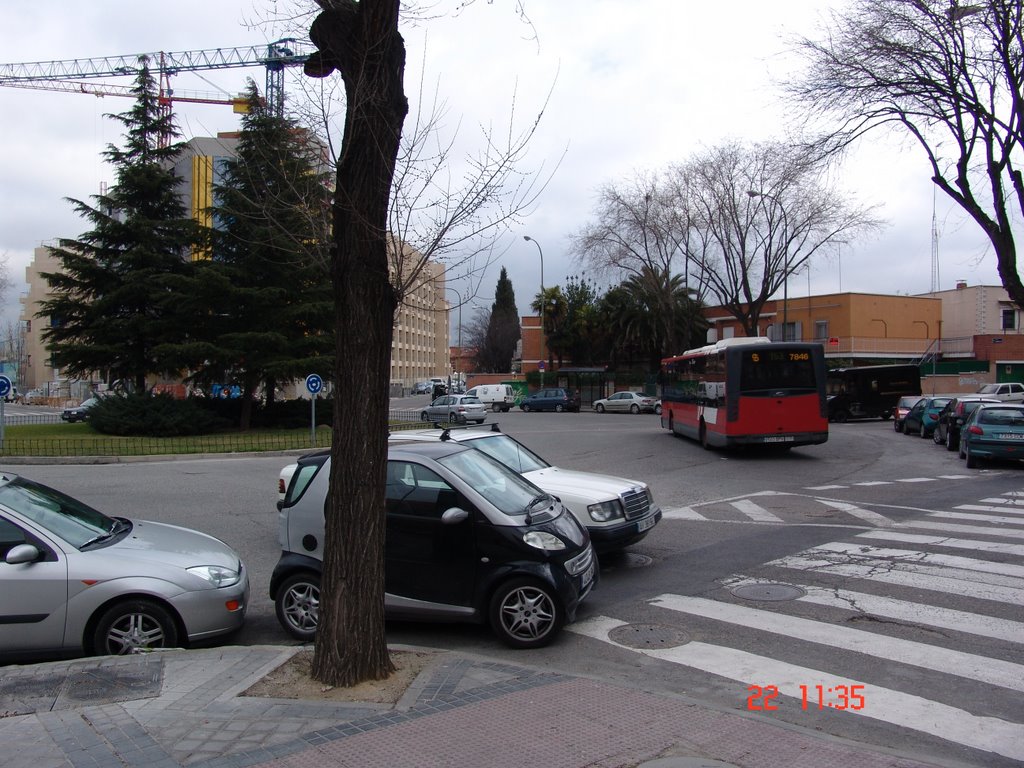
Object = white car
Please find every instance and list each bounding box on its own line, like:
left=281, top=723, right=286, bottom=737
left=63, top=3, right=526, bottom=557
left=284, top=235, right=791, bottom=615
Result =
left=389, top=425, right=661, bottom=553
left=592, top=391, right=658, bottom=414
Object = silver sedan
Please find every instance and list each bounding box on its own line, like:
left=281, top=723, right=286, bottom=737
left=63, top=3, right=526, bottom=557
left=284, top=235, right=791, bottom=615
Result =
left=592, top=391, right=658, bottom=414
left=0, top=472, right=249, bottom=659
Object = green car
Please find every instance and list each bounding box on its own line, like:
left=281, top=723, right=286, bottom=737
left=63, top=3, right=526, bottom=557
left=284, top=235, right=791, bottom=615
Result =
left=959, top=404, right=1024, bottom=468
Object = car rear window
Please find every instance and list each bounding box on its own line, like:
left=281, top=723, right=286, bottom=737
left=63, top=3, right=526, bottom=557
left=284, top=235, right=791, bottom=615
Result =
left=979, top=408, right=1024, bottom=425
left=462, top=396, right=482, bottom=404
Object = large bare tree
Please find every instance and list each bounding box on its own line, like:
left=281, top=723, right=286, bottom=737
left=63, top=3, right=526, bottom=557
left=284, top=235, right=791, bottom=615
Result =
left=678, top=141, right=879, bottom=337
left=790, top=0, right=1024, bottom=307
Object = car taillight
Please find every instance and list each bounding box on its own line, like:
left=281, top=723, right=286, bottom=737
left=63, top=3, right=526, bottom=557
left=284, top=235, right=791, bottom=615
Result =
left=968, top=425, right=984, bottom=435
left=927, top=413, right=938, bottom=421
left=278, top=478, right=286, bottom=494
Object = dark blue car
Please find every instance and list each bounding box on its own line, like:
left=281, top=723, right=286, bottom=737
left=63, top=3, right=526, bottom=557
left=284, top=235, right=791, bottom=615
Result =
left=519, top=388, right=580, bottom=413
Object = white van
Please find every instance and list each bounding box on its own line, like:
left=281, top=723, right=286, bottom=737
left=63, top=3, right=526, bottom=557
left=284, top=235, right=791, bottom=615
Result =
left=465, top=383, right=516, bottom=412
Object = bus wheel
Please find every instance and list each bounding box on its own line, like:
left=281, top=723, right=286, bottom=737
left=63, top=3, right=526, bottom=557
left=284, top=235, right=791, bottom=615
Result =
left=699, top=421, right=711, bottom=450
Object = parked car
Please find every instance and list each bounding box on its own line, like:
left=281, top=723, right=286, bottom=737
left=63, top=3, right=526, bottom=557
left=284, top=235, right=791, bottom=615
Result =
left=0, top=472, right=249, bottom=660
left=592, top=391, right=657, bottom=414
left=411, top=381, right=432, bottom=395
left=893, top=395, right=924, bottom=433
left=902, top=395, right=954, bottom=439
left=519, top=388, right=580, bottom=413
left=959, top=403, right=1024, bottom=468
left=975, top=382, right=1024, bottom=402
left=465, top=384, right=517, bottom=412
left=420, top=394, right=487, bottom=424
left=933, top=395, right=1000, bottom=451
left=389, top=424, right=662, bottom=553
left=22, top=388, right=45, bottom=404
left=61, top=396, right=100, bottom=423
left=271, top=441, right=596, bottom=648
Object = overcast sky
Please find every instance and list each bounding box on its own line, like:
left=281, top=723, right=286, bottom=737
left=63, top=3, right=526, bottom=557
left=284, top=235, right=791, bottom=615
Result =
left=0, top=1, right=1012, bottom=335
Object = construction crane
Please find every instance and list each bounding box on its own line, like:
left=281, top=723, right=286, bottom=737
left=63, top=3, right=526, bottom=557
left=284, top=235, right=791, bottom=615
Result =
left=0, top=39, right=312, bottom=118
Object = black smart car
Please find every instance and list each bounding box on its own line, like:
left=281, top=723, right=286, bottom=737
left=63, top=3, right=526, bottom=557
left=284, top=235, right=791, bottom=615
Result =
left=271, top=441, right=596, bottom=648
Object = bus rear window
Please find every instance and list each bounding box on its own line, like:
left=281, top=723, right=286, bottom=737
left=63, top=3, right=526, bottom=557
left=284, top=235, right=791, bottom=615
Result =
left=738, top=349, right=817, bottom=392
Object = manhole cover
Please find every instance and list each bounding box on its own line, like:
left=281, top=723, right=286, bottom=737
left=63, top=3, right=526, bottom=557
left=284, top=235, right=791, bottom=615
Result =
left=730, top=583, right=806, bottom=602
left=608, top=623, right=690, bottom=650
left=600, top=552, right=654, bottom=571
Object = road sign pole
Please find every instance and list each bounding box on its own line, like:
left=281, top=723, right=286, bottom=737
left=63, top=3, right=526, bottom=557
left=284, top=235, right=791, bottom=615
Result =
left=304, top=374, right=324, bottom=447
left=0, top=375, right=11, bottom=449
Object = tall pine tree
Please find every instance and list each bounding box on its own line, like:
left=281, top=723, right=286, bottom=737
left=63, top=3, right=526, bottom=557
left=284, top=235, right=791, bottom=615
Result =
left=476, top=267, right=520, bottom=372
left=164, top=82, right=333, bottom=428
left=41, top=59, right=198, bottom=392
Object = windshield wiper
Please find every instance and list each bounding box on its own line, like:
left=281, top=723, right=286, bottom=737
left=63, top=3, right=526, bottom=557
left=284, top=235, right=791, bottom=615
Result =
left=80, top=518, right=130, bottom=549
left=526, top=493, right=552, bottom=525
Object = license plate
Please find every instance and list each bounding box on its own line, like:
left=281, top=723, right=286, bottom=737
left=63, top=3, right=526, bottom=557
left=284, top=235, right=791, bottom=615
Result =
left=998, top=433, right=1024, bottom=440
left=637, top=515, right=657, bottom=532
left=580, top=560, right=595, bottom=587
left=764, top=436, right=794, bottom=443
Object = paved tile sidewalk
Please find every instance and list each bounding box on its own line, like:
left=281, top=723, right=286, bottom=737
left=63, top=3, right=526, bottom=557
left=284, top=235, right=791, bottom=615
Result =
left=0, top=646, right=954, bottom=768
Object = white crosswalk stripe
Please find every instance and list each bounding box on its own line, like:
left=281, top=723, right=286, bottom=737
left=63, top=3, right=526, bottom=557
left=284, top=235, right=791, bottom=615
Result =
left=571, top=491, right=1024, bottom=761
left=660, top=505, right=707, bottom=521
left=569, top=615, right=1024, bottom=763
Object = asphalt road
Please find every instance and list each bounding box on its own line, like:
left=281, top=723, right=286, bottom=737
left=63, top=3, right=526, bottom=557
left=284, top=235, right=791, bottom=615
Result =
left=5, top=398, right=1023, bottom=767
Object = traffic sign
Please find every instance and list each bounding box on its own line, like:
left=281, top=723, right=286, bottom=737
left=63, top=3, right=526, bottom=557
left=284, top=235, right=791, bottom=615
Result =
left=305, top=374, right=323, bottom=395
left=538, top=360, right=546, bottom=371
left=0, top=375, right=11, bottom=398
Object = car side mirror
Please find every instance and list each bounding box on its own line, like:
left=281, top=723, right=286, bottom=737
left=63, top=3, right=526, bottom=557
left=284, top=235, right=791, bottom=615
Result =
left=6, top=543, right=41, bottom=565
left=441, top=508, right=469, bottom=525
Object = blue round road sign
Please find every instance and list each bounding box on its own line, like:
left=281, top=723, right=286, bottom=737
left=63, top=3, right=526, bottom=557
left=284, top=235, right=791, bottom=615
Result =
left=0, top=376, right=11, bottom=398
left=305, top=374, right=323, bottom=395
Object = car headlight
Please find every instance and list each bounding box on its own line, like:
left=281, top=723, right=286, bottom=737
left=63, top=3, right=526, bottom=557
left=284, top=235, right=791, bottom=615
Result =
left=187, top=565, right=241, bottom=588
left=523, top=531, right=567, bottom=551
left=588, top=499, right=624, bottom=522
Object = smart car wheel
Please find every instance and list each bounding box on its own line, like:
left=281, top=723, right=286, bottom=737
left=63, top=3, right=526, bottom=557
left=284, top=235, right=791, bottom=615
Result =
left=595, top=403, right=605, bottom=413
left=630, top=404, right=640, bottom=414
left=489, top=578, right=563, bottom=649
left=276, top=572, right=321, bottom=641
left=92, top=599, right=179, bottom=655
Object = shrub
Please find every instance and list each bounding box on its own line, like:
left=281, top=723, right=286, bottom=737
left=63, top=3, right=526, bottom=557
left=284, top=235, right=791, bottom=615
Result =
left=88, top=392, right=231, bottom=436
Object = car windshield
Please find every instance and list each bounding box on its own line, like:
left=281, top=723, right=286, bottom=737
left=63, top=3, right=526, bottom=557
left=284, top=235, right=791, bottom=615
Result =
left=0, top=475, right=118, bottom=548
left=437, top=448, right=558, bottom=521
left=468, top=434, right=550, bottom=473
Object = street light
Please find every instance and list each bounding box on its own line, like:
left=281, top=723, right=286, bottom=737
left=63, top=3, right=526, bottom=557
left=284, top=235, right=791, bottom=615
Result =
left=444, top=287, right=463, bottom=384
left=524, top=235, right=545, bottom=386
left=748, top=190, right=791, bottom=340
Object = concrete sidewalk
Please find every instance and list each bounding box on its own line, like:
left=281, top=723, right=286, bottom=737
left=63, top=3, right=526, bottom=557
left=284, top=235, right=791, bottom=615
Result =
left=0, top=645, right=958, bottom=768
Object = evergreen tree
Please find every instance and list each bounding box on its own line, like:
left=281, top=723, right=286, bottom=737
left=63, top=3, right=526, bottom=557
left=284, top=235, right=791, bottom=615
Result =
left=162, top=82, right=333, bottom=428
left=40, top=59, right=198, bottom=392
left=475, top=267, right=520, bottom=372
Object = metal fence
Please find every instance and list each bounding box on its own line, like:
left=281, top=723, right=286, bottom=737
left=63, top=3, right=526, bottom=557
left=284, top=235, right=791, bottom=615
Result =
left=0, top=409, right=427, bottom=458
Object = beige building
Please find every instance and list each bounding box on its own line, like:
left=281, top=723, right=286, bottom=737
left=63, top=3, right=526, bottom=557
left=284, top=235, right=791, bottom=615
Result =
left=389, top=252, right=450, bottom=389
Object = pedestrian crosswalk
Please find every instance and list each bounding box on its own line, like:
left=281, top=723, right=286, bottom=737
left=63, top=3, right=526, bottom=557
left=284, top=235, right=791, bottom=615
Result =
left=661, top=491, right=898, bottom=527
left=572, top=489, right=1024, bottom=764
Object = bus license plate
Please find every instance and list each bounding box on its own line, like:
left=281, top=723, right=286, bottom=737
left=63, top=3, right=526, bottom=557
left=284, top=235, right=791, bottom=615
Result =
left=637, top=515, right=656, bottom=532
left=764, top=436, right=795, bottom=443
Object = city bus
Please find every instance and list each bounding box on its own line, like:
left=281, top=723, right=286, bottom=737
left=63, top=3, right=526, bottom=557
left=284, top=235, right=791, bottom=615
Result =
left=659, top=337, right=829, bottom=449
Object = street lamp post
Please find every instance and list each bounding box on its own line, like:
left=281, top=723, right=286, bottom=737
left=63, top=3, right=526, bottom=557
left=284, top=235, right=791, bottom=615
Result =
left=445, top=286, right=463, bottom=384
left=524, top=235, right=545, bottom=387
left=748, top=190, right=791, bottom=340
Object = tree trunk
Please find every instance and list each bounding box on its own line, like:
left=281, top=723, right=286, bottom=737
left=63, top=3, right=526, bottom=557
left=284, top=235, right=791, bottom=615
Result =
left=306, top=0, right=407, bottom=688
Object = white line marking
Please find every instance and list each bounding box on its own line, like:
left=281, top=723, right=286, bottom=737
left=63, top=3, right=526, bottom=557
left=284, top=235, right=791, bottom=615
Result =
left=660, top=506, right=708, bottom=521
left=937, top=474, right=973, bottom=479
left=855, top=530, right=1024, bottom=557
left=804, top=541, right=1024, bottom=579
left=929, top=510, right=1024, bottom=525
left=805, top=485, right=847, bottom=490
left=815, top=499, right=894, bottom=527
left=981, top=497, right=1024, bottom=506
left=955, top=504, right=1024, bottom=516
left=568, top=615, right=1024, bottom=763
left=727, top=576, right=1024, bottom=645
left=649, top=594, right=1024, bottom=692
left=898, top=520, right=1024, bottom=539
left=770, top=556, right=1024, bottom=604
left=852, top=481, right=893, bottom=486
left=896, top=477, right=936, bottom=483
left=730, top=499, right=782, bottom=523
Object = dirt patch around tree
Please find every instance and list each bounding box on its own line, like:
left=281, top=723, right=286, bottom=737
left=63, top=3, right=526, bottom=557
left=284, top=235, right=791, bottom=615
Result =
left=241, top=648, right=441, bottom=705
